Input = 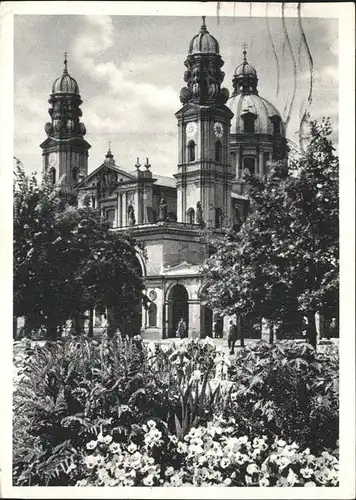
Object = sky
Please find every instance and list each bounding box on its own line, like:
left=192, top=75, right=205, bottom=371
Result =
left=13, top=7, right=338, bottom=178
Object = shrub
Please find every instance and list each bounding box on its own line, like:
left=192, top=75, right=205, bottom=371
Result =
left=13, top=335, right=172, bottom=485
left=226, top=340, right=339, bottom=454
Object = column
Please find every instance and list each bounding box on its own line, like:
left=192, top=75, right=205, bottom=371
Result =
left=123, top=192, right=127, bottom=226
left=188, top=300, right=201, bottom=339
left=259, top=150, right=263, bottom=176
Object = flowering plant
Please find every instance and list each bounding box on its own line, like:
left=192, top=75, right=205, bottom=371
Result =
left=77, top=417, right=339, bottom=487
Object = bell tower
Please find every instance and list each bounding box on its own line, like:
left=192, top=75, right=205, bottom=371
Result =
left=174, top=17, right=234, bottom=230
left=40, top=54, right=91, bottom=203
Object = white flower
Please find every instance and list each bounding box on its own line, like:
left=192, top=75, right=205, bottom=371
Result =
left=97, top=467, right=110, bottom=483
left=304, top=481, right=317, bottom=487
left=143, top=474, right=154, bottom=486
left=109, top=442, right=121, bottom=454
left=224, top=477, right=232, bottom=485
left=165, top=466, right=174, bottom=477
left=277, top=439, right=287, bottom=447
left=300, top=467, right=313, bottom=479
left=76, top=479, right=88, bottom=486
left=220, top=457, right=230, bottom=469
left=287, top=468, right=299, bottom=486
left=97, top=432, right=105, bottom=443
left=246, top=463, right=259, bottom=475
left=86, top=440, right=97, bottom=450
left=259, top=477, right=270, bottom=487
left=147, top=419, right=156, bottom=429
left=177, top=442, right=188, bottom=454
left=127, top=442, right=138, bottom=454
left=103, top=434, right=113, bottom=445
left=84, top=455, right=97, bottom=469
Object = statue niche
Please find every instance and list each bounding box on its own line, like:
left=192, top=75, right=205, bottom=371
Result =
left=127, top=204, right=136, bottom=226
left=158, top=196, right=168, bottom=221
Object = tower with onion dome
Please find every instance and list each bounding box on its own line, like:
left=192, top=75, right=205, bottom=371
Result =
left=228, top=44, right=288, bottom=222
left=175, top=17, right=234, bottom=230
left=40, top=54, right=91, bottom=202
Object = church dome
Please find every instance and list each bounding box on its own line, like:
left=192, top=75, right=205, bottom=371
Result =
left=228, top=93, right=285, bottom=136
left=188, top=17, right=219, bottom=55
left=52, top=55, right=80, bottom=95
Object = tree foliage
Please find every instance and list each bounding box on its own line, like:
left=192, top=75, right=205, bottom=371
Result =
left=13, top=160, right=143, bottom=339
left=202, top=118, right=339, bottom=346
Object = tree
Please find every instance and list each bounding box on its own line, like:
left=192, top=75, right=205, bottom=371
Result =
left=202, top=118, right=339, bottom=348
left=13, top=160, right=143, bottom=339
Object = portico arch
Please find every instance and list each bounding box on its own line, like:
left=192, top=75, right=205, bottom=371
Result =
left=167, top=284, right=189, bottom=338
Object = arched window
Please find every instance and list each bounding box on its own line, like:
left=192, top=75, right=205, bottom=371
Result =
left=49, top=167, right=56, bottom=185
left=263, top=152, right=270, bottom=174
left=106, top=208, right=115, bottom=228
left=188, top=140, right=195, bottom=162
left=187, top=207, right=195, bottom=224
left=72, top=167, right=79, bottom=183
left=271, top=116, right=281, bottom=135
left=215, top=140, right=222, bottom=162
left=215, top=208, right=223, bottom=228
left=148, top=302, right=157, bottom=327
left=243, top=157, right=256, bottom=174
left=244, top=115, right=255, bottom=134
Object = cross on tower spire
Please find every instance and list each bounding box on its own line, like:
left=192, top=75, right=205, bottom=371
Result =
left=63, top=52, right=68, bottom=73
left=200, top=15, right=207, bottom=32
left=242, top=42, right=248, bottom=62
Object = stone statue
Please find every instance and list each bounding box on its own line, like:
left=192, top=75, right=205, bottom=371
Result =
left=196, top=201, right=204, bottom=226
left=158, top=197, right=168, bottom=221
left=127, top=205, right=136, bottom=226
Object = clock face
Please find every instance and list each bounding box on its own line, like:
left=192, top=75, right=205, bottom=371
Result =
left=48, top=153, right=57, bottom=168
left=214, top=122, right=224, bottom=138
left=186, top=121, right=197, bottom=138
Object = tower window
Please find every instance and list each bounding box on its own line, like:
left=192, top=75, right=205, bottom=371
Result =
left=263, top=152, right=270, bottom=174
left=215, top=140, right=222, bottom=162
left=72, top=167, right=79, bottom=183
left=271, top=116, right=281, bottom=135
left=243, top=157, right=255, bottom=174
left=188, top=140, right=195, bottom=162
left=148, top=302, right=157, bottom=327
left=215, top=208, right=223, bottom=228
left=243, top=116, right=255, bottom=134
left=187, top=207, right=195, bottom=224
left=49, top=167, right=56, bottom=185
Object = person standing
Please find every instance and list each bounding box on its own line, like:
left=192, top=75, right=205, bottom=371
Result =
left=228, top=319, right=238, bottom=355
left=176, top=317, right=187, bottom=339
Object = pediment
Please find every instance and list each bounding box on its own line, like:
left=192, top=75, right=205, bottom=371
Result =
left=76, top=163, right=136, bottom=190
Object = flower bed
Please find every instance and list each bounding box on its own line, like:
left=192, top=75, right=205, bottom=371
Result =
left=13, top=335, right=339, bottom=487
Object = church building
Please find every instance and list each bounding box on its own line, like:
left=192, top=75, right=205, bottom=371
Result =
left=40, top=18, right=287, bottom=340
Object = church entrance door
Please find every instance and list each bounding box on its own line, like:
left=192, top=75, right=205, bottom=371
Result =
left=167, top=284, right=189, bottom=338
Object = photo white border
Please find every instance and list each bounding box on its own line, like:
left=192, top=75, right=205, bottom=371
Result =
left=1, top=2, right=354, bottom=499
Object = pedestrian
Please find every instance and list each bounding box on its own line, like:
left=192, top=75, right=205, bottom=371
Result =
left=213, top=318, right=223, bottom=339
left=227, top=319, right=238, bottom=355
left=176, top=317, right=187, bottom=339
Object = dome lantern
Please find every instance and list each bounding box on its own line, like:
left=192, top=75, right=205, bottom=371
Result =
left=232, top=43, right=259, bottom=97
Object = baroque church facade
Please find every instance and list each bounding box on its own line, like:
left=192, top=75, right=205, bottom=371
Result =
left=40, top=18, right=287, bottom=340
